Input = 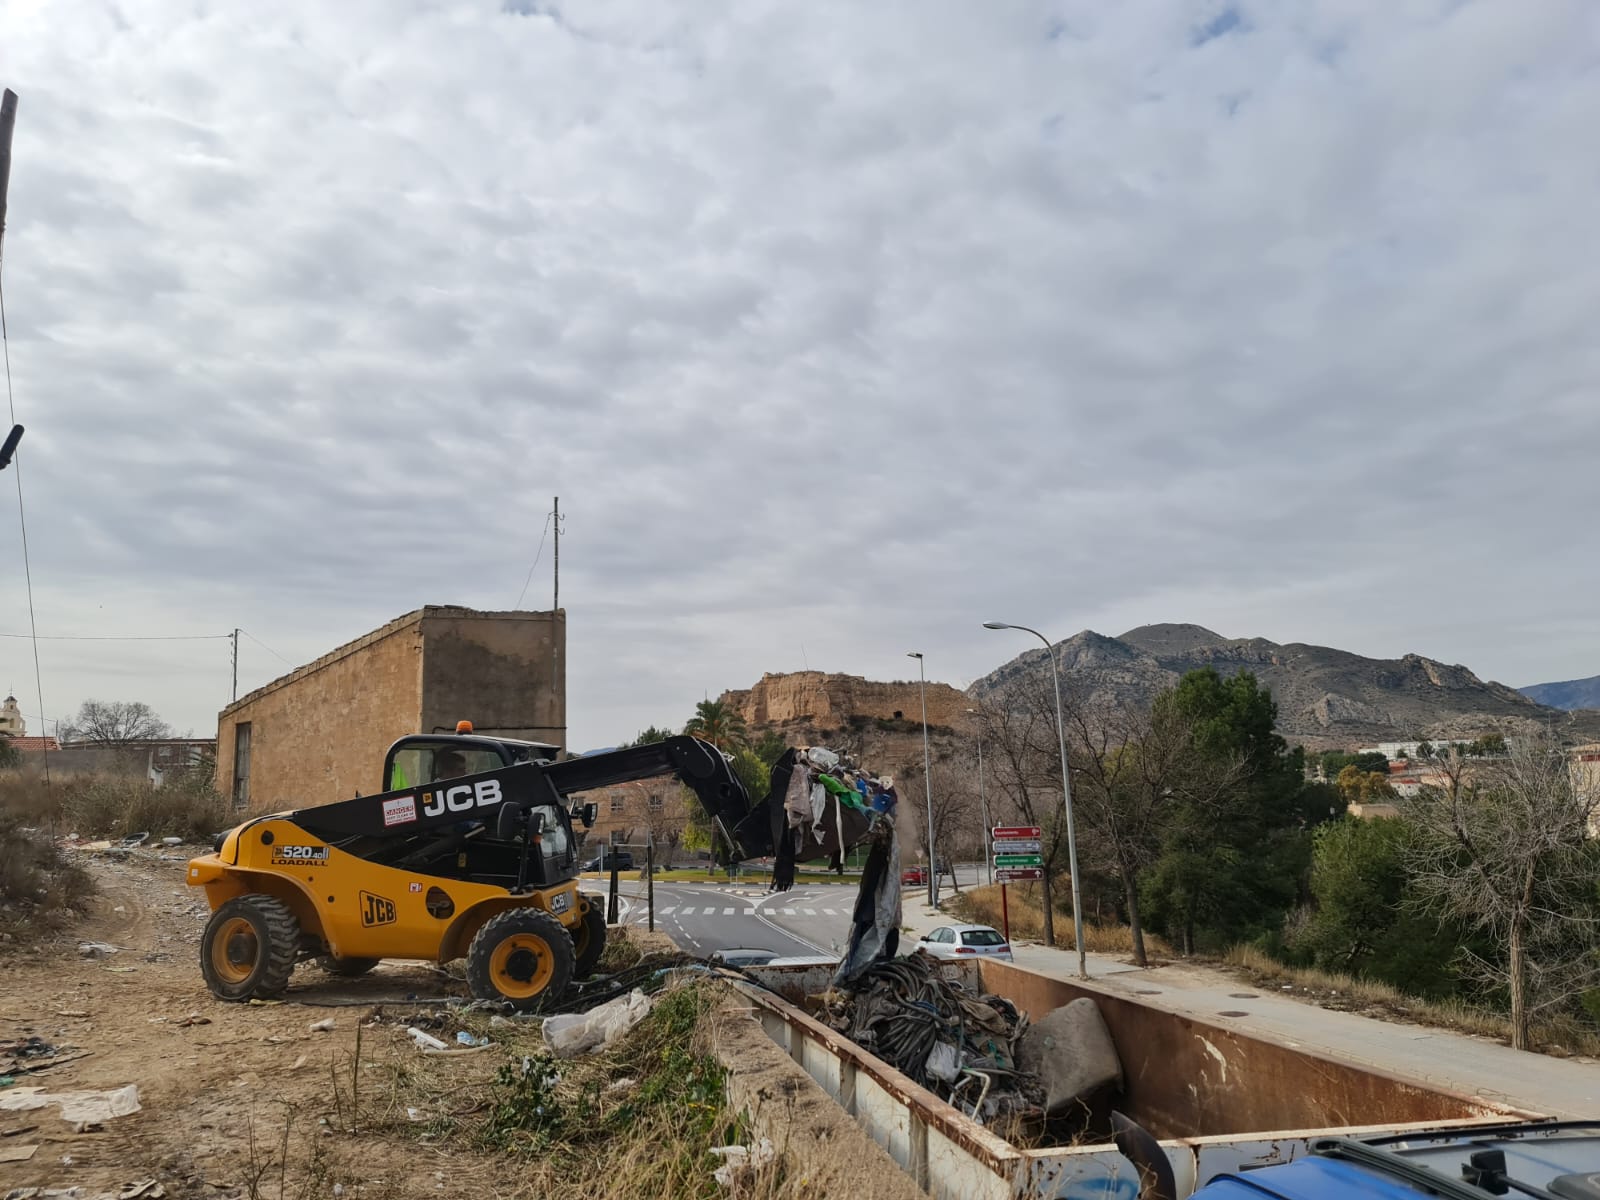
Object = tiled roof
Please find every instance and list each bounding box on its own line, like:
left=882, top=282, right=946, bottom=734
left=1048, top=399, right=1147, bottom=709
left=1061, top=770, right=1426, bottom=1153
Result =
left=8, top=736, right=60, bottom=751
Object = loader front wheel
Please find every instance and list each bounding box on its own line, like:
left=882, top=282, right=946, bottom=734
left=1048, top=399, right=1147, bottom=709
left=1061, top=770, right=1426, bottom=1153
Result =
left=201, top=895, right=300, bottom=1002
left=572, top=894, right=607, bottom=980
left=466, top=908, right=574, bottom=1011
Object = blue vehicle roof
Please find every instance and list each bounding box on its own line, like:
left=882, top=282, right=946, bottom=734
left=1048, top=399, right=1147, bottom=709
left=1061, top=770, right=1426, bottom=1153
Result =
left=1194, top=1122, right=1600, bottom=1200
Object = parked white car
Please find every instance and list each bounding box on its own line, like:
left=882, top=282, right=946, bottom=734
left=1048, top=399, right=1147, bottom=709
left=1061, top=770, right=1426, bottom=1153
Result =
left=913, top=924, right=1013, bottom=961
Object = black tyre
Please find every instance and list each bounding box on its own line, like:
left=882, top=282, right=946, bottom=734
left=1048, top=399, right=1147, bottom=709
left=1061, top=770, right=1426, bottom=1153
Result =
left=466, top=907, right=575, bottom=1012
left=316, top=954, right=380, bottom=978
left=571, top=894, right=607, bottom=980
left=200, top=894, right=300, bottom=1002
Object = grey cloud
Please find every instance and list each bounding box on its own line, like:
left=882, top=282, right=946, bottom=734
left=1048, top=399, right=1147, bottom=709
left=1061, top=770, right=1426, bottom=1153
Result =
left=1, top=1, right=1597, bottom=744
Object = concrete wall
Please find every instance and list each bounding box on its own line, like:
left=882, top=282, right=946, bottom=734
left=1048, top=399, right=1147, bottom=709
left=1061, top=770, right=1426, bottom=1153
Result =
left=215, top=606, right=566, bottom=816
left=418, top=609, right=565, bottom=743
left=216, top=612, right=425, bottom=813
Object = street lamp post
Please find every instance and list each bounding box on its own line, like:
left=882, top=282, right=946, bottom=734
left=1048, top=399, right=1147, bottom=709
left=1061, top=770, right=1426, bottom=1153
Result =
left=967, top=707, right=990, bottom=885
left=982, top=621, right=1087, bottom=979
left=908, top=651, right=937, bottom=909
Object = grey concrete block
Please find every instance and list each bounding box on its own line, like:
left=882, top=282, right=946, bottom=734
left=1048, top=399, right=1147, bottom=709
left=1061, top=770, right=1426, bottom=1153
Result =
left=1019, top=997, right=1123, bottom=1116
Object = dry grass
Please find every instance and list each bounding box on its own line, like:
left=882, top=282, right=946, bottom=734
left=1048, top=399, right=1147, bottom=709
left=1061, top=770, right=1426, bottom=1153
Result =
left=1224, top=943, right=1600, bottom=1057
left=356, top=978, right=801, bottom=1199
left=0, top=808, right=95, bottom=940
left=949, top=883, right=1174, bottom=957
left=0, top=771, right=230, bottom=842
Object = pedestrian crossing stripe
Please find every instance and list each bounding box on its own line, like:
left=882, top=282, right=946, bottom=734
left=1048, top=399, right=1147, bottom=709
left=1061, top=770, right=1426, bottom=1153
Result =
left=723, top=907, right=735, bottom=915
left=782, top=908, right=795, bottom=914
left=803, top=909, right=816, bottom=915
left=658, top=907, right=676, bottom=914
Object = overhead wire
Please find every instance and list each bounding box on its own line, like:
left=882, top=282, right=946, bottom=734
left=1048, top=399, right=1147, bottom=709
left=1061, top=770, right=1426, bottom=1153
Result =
left=238, top=628, right=295, bottom=666
left=513, top=509, right=553, bottom=609
left=0, top=88, right=51, bottom=799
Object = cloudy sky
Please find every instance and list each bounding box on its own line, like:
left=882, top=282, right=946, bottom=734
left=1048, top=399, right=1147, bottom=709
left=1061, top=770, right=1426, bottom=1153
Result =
left=1, top=0, right=1597, bottom=748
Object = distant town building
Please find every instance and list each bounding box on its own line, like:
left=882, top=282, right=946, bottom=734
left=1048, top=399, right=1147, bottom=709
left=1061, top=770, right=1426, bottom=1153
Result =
left=215, top=606, right=565, bottom=814
left=0, top=694, right=23, bottom=736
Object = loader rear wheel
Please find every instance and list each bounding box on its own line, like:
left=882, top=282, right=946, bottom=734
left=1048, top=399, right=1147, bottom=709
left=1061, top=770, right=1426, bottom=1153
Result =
left=317, top=954, right=380, bottom=978
left=466, top=908, right=574, bottom=1012
left=201, top=894, right=299, bottom=1002
left=572, top=894, right=607, bottom=980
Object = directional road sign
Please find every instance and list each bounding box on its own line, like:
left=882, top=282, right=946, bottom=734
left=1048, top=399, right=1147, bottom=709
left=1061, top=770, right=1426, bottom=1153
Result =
left=991, top=838, right=1041, bottom=855
left=995, top=867, right=1044, bottom=883
left=994, top=853, right=1043, bottom=867
left=992, top=825, right=1041, bottom=840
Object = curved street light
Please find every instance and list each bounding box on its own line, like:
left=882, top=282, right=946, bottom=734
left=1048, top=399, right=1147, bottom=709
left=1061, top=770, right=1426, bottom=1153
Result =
left=907, top=652, right=937, bottom=909
left=983, top=621, right=1087, bottom=979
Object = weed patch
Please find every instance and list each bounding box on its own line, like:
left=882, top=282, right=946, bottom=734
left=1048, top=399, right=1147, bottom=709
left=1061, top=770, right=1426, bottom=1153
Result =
left=362, top=979, right=787, bottom=1199
left=0, top=808, right=94, bottom=940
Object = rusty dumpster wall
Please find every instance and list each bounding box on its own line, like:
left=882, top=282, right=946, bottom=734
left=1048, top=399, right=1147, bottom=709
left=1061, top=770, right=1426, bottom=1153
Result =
left=740, top=960, right=1537, bottom=1200
left=217, top=615, right=425, bottom=814
left=976, top=959, right=1522, bottom=1139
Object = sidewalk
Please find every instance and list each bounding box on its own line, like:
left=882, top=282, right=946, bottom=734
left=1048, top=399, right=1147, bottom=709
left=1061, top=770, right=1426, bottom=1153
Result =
left=900, top=894, right=1600, bottom=1120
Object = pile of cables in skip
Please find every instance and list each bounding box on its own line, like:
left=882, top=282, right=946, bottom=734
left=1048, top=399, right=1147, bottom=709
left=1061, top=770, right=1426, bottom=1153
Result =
left=815, top=952, right=1046, bottom=1129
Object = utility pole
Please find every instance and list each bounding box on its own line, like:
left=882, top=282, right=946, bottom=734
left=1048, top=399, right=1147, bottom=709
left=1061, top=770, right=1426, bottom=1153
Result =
left=551, top=496, right=561, bottom=749
left=231, top=628, right=239, bottom=702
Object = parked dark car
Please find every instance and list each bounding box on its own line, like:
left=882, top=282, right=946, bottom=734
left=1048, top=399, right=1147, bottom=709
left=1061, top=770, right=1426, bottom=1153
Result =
left=581, top=848, right=635, bottom=872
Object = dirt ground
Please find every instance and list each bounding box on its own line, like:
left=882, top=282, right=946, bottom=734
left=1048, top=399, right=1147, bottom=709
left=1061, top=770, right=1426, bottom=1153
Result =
left=0, top=845, right=704, bottom=1198
left=1, top=847, right=924, bottom=1200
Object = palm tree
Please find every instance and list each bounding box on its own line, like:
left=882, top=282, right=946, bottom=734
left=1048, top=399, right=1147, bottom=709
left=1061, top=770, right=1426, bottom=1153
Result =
left=683, top=699, right=748, bottom=751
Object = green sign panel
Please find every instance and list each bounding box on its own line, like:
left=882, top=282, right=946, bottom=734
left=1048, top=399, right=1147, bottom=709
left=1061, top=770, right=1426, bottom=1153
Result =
left=994, top=853, right=1043, bottom=867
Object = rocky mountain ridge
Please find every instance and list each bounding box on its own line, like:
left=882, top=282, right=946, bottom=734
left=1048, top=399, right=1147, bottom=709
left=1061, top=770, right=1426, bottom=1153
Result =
left=969, top=623, right=1600, bottom=749
left=1520, top=674, right=1600, bottom=711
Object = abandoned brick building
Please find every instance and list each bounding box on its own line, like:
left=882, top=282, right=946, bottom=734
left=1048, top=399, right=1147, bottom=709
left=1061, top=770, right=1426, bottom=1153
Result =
left=215, top=606, right=565, bottom=813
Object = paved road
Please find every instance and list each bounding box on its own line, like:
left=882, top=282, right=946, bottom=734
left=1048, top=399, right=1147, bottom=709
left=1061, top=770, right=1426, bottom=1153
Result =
left=581, top=879, right=859, bottom=959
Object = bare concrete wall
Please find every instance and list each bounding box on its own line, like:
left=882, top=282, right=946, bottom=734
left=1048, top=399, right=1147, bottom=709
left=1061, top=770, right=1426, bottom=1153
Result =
left=216, top=613, right=425, bottom=813
left=215, top=607, right=566, bottom=816
left=418, top=609, right=565, bottom=745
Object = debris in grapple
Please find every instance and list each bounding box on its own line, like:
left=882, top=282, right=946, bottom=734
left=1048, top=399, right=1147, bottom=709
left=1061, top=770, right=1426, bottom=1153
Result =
left=812, top=952, right=1047, bottom=1129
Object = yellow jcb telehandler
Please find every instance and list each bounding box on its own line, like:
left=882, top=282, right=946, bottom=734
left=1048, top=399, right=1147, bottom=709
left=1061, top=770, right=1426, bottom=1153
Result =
left=186, top=729, right=760, bottom=1010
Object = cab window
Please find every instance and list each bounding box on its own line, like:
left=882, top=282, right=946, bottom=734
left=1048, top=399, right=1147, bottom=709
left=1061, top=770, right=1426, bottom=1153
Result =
left=387, top=743, right=506, bottom=790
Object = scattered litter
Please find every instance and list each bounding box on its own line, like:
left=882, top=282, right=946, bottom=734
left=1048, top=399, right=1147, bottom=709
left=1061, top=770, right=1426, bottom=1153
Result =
left=121, top=833, right=150, bottom=848
left=77, top=943, right=119, bottom=959
left=308, top=1018, right=336, bottom=1033
left=406, top=1028, right=448, bottom=1052
left=112, top=906, right=126, bottom=914
left=454, top=1031, right=488, bottom=1047
left=406, top=1106, right=426, bottom=1122
left=422, top=1044, right=494, bottom=1057
left=1, top=1124, right=38, bottom=1136
left=0, top=1083, right=141, bottom=1128
left=2, top=1037, right=58, bottom=1061
left=247, top=998, right=282, bottom=1007
left=289, top=1056, right=307, bottom=1070
left=174, top=1014, right=210, bottom=1028
left=0, top=1143, right=38, bottom=1162
left=161, top=837, right=183, bottom=847
left=543, top=989, right=652, bottom=1058
left=603, top=1077, right=636, bottom=1094
left=102, top=967, right=137, bottom=975
left=488, top=1015, right=513, bottom=1029
left=54, top=1011, right=89, bottom=1020
left=709, top=1138, right=776, bottom=1189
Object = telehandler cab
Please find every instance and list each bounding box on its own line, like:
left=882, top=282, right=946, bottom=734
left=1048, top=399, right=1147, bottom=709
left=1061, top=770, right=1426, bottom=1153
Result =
left=187, top=729, right=761, bottom=1010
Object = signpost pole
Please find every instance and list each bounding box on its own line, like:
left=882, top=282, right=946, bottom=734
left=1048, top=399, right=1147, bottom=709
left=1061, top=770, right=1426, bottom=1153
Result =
left=646, top=834, right=655, bottom=933
left=1001, top=883, right=1010, bottom=946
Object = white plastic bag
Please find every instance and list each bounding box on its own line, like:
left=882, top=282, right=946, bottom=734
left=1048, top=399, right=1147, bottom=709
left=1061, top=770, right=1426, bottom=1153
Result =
left=925, top=1041, right=960, bottom=1084
left=542, top=989, right=652, bottom=1058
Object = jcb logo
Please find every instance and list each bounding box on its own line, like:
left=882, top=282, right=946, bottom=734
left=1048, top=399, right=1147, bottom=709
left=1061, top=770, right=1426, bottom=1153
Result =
left=360, top=891, right=396, bottom=927
left=420, top=778, right=502, bottom=818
